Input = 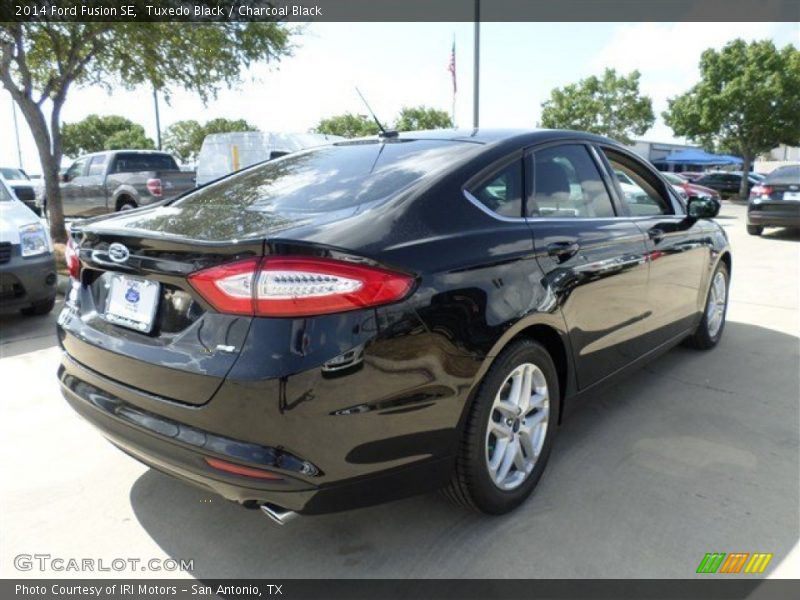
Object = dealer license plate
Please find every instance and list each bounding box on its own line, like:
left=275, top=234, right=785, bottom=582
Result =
left=105, top=274, right=160, bottom=333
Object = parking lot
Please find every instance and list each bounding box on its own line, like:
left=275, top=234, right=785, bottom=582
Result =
left=1, top=202, right=797, bottom=579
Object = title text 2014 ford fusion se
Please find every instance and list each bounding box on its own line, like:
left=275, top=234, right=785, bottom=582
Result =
left=57, top=130, right=730, bottom=522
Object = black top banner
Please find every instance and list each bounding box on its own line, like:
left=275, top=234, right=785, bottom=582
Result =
left=2, top=0, right=800, bottom=22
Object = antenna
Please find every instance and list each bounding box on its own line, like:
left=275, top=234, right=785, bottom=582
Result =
left=355, top=87, right=398, bottom=138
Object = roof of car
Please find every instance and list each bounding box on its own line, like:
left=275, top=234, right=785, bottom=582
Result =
left=344, top=128, right=624, bottom=148
left=79, top=149, right=174, bottom=159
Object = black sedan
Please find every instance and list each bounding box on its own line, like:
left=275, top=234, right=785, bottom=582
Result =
left=694, top=171, right=762, bottom=198
left=747, top=164, right=800, bottom=235
left=57, top=129, right=730, bottom=521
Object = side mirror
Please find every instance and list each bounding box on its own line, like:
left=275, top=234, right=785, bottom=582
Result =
left=687, top=195, right=719, bottom=219
left=61, top=173, right=70, bottom=183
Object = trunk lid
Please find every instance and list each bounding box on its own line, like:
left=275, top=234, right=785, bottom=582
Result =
left=61, top=224, right=264, bottom=406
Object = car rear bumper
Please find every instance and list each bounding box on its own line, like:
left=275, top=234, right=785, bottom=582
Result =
left=747, top=203, right=800, bottom=228
left=0, top=250, right=57, bottom=312
left=57, top=349, right=456, bottom=515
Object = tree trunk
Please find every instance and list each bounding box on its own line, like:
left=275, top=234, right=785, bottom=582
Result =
left=13, top=95, right=67, bottom=244
left=739, top=152, right=752, bottom=201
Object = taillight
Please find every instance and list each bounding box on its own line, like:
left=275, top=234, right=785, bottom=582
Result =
left=65, top=236, right=80, bottom=280
left=188, top=256, right=414, bottom=317
left=146, top=178, right=162, bottom=197
left=750, top=185, right=773, bottom=198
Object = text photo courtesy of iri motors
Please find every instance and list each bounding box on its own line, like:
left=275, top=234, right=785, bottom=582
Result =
left=1, top=1, right=799, bottom=599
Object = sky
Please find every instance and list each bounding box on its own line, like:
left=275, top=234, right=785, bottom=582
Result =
left=1, top=21, right=798, bottom=174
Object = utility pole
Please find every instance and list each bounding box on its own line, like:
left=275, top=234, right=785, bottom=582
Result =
left=473, top=0, right=480, bottom=129
left=153, top=87, right=162, bottom=150
left=11, top=95, right=23, bottom=168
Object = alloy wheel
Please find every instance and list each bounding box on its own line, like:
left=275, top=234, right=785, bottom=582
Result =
left=706, top=271, right=727, bottom=338
left=485, top=362, right=549, bottom=491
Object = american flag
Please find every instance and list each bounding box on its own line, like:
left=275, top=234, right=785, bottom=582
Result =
left=448, top=40, right=457, bottom=94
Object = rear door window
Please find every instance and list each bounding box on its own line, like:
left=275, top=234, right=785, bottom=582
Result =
left=468, top=159, right=523, bottom=218
left=602, top=148, right=674, bottom=216
left=528, top=144, right=615, bottom=218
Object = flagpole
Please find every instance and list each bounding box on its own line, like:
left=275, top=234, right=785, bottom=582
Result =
left=473, top=0, right=480, bottom=129
left=452, top=34, right=456, bottom=127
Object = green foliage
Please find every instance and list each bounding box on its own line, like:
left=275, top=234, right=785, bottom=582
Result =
left=164, top=118, right=258, bottom=163
left=105, top=128, right=155, bottom=151
left=316, top=105, right=454, bottom=138
left=315, top=113, right=379, bottom=138
left=62, top=114, right=154, bottom=157
left=0, top=13, right=293, bottom=242
left=395, top=106, right=453, bottom=131
left=664, top=39, right=800, bottom=159
left=540, top=69, right=655, bottom=144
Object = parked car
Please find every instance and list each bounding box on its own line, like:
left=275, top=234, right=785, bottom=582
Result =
left=677, top=171, right=705, bottom=182
left=196, top=132, right=343, bottom=186
left=0, top=176, right=57, bottom=315
left=0, top=167, right=39, bottom=215
left=694, top=171, right=761, bottom=197
left=661, top=171, right=721, bottom=207
left=747, top=164, right=800, bottom=235
left=57, top=130, right=730, bottom=521
left=52, top=150, right=196, bottom=218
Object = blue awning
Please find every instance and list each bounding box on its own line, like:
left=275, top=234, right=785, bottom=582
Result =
left=660, top=149, right=743, bottom=165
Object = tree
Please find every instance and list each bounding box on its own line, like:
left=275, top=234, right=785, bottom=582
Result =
left=664, top=39, right=800, bottom=199
left=395, top=106, right=453, bottom=131
left=62, top=114, right=154, bottom=157
left=0, top=13, right=291, bottom=242
left=315, top=113, right=379, bottom=138
left=105, top=128, right=155, bottom=151
left=164, top=117, right=258, bottom=164
left=540, top=69, right=655, bottom=144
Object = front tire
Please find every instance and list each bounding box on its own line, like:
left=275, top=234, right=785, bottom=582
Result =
left=444, top=339, right=559, bottom=514
left=685, top=262, right=729, bottom=350
left=747, top=225, right=763, bottom=236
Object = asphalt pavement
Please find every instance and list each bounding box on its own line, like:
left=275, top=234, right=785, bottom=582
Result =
left=1, top=202, right=797, bottom=580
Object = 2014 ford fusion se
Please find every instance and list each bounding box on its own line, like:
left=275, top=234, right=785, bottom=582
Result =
left=57, top=129, right=731, bottom=523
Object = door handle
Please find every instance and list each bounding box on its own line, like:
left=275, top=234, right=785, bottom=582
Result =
left=648, top=228, right=665, bottom=244
left=547, top=241, right=580, bottom=263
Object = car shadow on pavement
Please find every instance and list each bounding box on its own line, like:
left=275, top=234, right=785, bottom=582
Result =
left=129, top=320, right=799, bottom=579
left=761, top=228, right=800, bottom=242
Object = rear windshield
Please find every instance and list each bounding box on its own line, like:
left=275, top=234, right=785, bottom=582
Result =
left=765, top=165, right=800, bottom=185
left=175, top=139, right=480, bottom=213
left=111, top=153, right=178, bottom=173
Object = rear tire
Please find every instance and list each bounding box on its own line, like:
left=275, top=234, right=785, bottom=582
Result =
left=21, top=297, right=56, bottom=316
left=444, top=339, right=559, bottom=514
left=685, top=262, right=729, bottom=350
left=746, top=225, right=763, bottom=236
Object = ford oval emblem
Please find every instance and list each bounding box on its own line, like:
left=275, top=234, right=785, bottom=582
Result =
left=108, top=242, right=130, bottom=263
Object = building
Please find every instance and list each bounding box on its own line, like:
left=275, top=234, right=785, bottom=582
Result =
left=627, top=140, right=701, bottom=171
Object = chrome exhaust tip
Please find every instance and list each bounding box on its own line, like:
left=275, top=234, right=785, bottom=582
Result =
left=260, top=503, right=298, bottom=525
